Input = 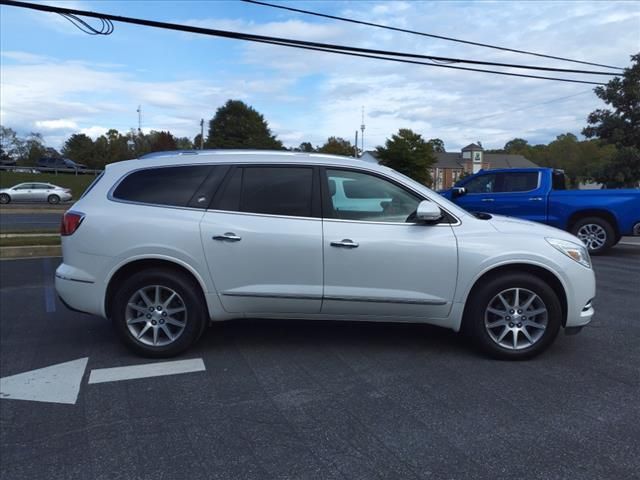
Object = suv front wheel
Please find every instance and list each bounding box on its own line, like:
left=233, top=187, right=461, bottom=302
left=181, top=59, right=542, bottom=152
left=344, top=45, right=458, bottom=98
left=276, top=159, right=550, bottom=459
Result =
left=112, top=268, right=207, bottom=357
left=464, top=273, right=562, bottom=360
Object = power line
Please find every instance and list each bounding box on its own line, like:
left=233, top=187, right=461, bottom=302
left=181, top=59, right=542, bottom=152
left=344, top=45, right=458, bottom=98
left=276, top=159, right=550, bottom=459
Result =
left=242, top=0, right=624, bottom=71
left=0, top=0, right=612, bottom=85
left=250, top=37, right=607, bottom=85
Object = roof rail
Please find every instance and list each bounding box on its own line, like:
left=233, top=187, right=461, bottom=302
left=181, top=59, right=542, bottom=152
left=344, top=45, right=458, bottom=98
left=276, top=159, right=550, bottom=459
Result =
left=138, top=149, right=357, bottom=160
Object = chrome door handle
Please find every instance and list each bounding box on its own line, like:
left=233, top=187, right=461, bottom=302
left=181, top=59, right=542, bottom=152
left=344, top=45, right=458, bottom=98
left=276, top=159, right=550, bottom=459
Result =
left=528, top=197, right=543, bottom=201
left=213, top=232, right=241, bottom=242
left=481, top=198, right=494, bottom=202
left=331, top=239, right=359, bottom=248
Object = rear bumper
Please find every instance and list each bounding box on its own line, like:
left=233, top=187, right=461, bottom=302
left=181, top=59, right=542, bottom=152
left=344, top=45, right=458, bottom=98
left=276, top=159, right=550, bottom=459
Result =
left=55, top=265, right=103, bottom=317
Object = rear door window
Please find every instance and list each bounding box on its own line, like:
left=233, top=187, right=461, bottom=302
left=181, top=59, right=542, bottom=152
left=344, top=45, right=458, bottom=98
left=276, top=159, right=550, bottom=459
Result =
left=496, top=172, right=539, bottom=192
left=212, top=166, right=316, bottom=218
left=112, top=165, right=214, bottom=208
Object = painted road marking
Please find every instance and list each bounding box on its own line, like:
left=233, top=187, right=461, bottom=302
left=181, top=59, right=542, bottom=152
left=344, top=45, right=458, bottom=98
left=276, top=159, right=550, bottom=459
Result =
left=88, top=358, right=206, bottom=384
left=0, top=357, right=88, bottom=405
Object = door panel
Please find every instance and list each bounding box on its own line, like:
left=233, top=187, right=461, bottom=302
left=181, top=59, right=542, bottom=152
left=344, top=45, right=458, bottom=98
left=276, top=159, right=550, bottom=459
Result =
left=200, top=212, right=323, bottom=313
left=321, top=168, right=458, bottom=319
left=322, top=221, right=458, bottom=318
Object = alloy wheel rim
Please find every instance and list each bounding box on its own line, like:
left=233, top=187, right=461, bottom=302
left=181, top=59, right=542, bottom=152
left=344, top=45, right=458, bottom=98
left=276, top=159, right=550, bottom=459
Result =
left=576, top=223, right=606, bottom=250
left=484, top=288, right=548, bottom=350
left=125, top=285, right=187, bottom=347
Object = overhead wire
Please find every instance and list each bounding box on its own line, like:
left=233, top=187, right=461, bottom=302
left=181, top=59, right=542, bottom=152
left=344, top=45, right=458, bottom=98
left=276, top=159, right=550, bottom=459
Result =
left=242, top=0, right=624, bottom=71
left=0, top=0, right=614, bottom=85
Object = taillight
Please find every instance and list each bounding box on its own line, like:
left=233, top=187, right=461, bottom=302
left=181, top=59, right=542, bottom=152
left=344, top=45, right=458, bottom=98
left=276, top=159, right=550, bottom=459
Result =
left=61, top=211, right=85, bottom=236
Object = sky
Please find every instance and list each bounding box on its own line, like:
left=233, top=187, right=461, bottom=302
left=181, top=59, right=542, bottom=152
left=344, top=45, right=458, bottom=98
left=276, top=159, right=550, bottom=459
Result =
left=1, top=0, right=639, bottom=152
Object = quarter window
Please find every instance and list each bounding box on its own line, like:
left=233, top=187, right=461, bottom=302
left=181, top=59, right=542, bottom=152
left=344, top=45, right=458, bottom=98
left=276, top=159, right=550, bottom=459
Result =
left=112, top=165, right=213, bottom=207
left=325, top=169, right=421, bottom=223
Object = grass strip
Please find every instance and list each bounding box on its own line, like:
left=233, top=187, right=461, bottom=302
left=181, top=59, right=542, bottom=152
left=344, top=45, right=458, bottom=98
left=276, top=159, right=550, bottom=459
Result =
left=0, top=236, right=61, bottom=247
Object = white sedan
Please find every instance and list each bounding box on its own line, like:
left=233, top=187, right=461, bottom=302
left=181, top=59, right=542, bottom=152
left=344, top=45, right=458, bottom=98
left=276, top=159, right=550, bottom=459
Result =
left=0, top=182, right=72, bottom=204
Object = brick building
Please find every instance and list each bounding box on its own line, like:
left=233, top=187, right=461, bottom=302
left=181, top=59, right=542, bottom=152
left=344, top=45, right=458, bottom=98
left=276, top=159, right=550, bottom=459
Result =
left=361, top=143, right=537, bottom=190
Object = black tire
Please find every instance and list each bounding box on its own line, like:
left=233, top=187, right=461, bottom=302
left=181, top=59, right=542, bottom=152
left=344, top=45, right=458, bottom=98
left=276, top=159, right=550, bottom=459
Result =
left=570, top=216, right=615, bottom=255
left=111, top=268, right=207, bottom=357
left=47, top=194, right=60, bottom=205
left=0, top=193, right=10, bottom=204
left=464, top=273, right=562, bottom=360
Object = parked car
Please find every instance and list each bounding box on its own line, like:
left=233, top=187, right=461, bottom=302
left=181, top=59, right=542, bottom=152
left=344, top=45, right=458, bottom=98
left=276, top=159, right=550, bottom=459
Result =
left=38, top=157, right=87, bottom=172
left=440, top=168, right=640, bottom=254
left=55, top=151, right=595, bottom=360
left=0, top=182, right=72, bottom=204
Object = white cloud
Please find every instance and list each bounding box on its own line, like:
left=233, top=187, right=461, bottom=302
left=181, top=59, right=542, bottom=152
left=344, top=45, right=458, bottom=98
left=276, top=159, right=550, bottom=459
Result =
left=1, top=1, right=638, bottom=153
left=35, top=119, right=78, bottom=130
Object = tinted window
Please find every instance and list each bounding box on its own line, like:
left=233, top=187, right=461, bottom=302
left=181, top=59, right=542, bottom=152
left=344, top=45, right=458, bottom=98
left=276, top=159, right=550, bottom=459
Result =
left=497, top=172, right=538, bottom=192
left=465, top=174, right=496, bottom=193
left=113, top=165, right=213, bottom=207
left=552, top=172, right=566, bottom=190
left=326, top=169, right=420, bottom=223
left=239, top=167, right=313, bottom=217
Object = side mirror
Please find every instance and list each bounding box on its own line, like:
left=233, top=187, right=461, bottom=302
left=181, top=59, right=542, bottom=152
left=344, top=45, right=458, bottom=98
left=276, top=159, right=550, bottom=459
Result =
left=451, top=187, right=466, bottom=199
left=415, top=200, right=442, bottom=223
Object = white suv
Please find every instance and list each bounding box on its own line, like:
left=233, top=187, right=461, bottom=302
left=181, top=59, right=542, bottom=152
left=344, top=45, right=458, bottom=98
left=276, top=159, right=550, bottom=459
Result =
left=55, top=151, right=595, bottom=359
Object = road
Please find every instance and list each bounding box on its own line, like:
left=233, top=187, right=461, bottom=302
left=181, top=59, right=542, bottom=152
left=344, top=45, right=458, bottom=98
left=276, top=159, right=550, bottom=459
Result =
left=0, top=212, right=62, bottom=231
left=1, top=247, right=639, bottom=480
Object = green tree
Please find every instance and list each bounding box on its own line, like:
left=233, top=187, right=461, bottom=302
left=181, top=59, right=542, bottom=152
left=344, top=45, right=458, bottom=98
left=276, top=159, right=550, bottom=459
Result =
left=205, top=100, right=283, bottom=150
left=175, top=136, right=194, bottom=150
left=0, top=126, right=23, bottom=162
left=583, top=53, right=640, bottom=187
left=318, top=136, right=354, bottom=156
left=148, top=130, right=177, bottom=153
left=584, top=53, right=640, bottom=149
left=503, top=138, right=530, bottom=154
left=375, top=128, right=436, bottom=185
left=62, top=133, right=95, bottom=165
left=296, top=141, right=314, bottom=152
left=427, top=138, right=446, bottom=153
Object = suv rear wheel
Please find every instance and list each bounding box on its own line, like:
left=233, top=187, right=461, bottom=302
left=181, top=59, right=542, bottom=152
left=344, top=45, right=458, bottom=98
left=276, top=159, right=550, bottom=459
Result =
left=111, top=268, right=207, bottom=357
left=465, top=273, right=561, bottom=360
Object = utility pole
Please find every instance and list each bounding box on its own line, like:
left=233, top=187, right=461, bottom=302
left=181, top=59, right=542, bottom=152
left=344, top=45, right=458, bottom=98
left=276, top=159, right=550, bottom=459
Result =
left=354, top=130, right=358, bottom=157
left=200, top=119, right=204, bottom=150
left=360, top=106, right=366, bottom=154
left=136, top=105, right=142, bottom=134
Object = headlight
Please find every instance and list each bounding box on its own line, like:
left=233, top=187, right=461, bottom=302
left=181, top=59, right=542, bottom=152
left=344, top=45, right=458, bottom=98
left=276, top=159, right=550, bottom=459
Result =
left=546, top=238, right=591, bottom=268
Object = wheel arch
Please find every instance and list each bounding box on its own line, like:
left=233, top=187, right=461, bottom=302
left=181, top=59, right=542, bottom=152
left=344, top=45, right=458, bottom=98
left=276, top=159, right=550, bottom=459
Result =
left=461, top=263, right=568, bottom=329
left=104, top=257, right=209, bottom=319
left=567, top=209, right=619, bottom=238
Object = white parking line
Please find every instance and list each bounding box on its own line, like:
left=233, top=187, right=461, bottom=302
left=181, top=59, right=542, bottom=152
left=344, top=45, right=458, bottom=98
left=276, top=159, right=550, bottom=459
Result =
left=88, top=358, right=205, bottom=384
left=0, top=357, right=88, bottom=405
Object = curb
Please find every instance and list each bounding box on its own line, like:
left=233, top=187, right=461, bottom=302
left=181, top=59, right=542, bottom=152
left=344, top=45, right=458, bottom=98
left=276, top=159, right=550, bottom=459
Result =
left=0, top=245, right=62, bottom=259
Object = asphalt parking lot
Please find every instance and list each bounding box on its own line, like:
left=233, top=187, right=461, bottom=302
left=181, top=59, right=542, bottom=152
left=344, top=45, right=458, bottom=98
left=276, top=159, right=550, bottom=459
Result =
left=1, top=247, right=639, bottom=480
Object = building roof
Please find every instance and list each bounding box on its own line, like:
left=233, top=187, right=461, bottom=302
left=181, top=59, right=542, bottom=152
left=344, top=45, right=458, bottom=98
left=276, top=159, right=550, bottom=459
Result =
left=461, top=143, right=483, bottom=151
left=434, top=152, right=537, bottom=169
left=362, top=149, right=537, bottom=169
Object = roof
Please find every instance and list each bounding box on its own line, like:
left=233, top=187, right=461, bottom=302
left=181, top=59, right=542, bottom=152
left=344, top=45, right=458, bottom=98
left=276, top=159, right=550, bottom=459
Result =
left=461, top=143, right=483, bottom=151
left=434, top=152, right=537, bottom=169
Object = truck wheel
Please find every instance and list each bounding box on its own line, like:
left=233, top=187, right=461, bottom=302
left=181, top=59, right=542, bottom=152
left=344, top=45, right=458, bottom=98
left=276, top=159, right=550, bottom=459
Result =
left=464, top=273, right=562, bottom=360
left=571, top=217, right=615, bottom=255
left=111, top=268, right=207, bottom=357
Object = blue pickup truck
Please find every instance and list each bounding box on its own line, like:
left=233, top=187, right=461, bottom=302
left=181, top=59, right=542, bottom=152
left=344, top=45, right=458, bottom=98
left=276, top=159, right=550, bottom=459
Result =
left=440, top=168, right=640, bottom=254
